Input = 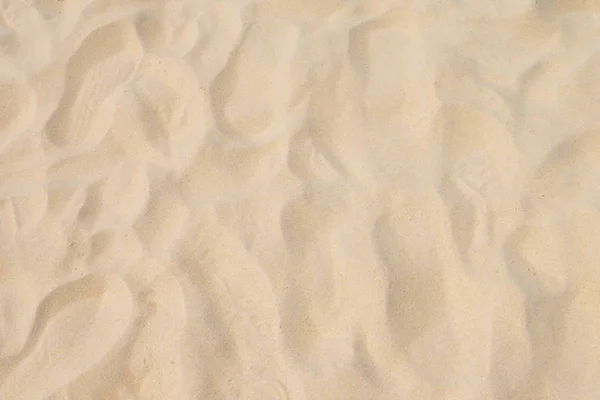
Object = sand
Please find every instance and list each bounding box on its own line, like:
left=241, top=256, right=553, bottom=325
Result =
left=0, top=0, right=599, bottom=399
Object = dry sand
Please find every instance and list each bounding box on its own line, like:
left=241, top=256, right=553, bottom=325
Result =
left=0, top=0, right=599, bottom=399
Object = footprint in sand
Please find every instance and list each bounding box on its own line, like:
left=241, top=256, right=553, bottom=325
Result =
left=45, top=20, right=144, bottom=153
left=210, top=19, right=300, bottom=146
left=186, top=3, right=246, bottom=85
left=178, top=215, right=305, bottom=400
left=438, top=103, right=522, bottom=267
left=516, top=132, right=600, bottom=253
left=0, top=273, right=133, bottom=400
left=133, top=54, right=204, bottom=164
left=505, top=131, right=600, bottom=399
left=110, top=53, right=205, bottom=172
left=373, top=190, right=496, bottom=399
left=372, top=190, right=454, bottom=349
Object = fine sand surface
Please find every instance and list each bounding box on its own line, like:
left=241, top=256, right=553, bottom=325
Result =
left=1, top=0, right=600, bottom=399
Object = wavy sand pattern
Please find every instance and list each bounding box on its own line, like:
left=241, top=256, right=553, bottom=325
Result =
left=0, top=1, right=600, bottom=399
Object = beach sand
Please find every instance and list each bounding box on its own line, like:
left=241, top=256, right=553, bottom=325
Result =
left=0, top=0, right=599, bottom=399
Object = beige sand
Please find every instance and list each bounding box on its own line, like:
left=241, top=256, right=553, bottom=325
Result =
left=0, top=0, right=599, bottom=399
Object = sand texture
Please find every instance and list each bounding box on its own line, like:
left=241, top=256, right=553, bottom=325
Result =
left=0, top=0, right=599, bottom=399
